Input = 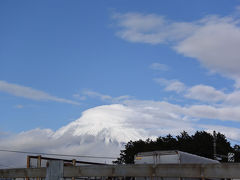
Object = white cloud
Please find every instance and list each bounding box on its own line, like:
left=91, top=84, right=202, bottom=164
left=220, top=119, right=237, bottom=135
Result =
left=2, top=99, right=240, bottom=167
left=0, top=80, right=79, bottom=105
left=155, top=78, right=186, bottom=93
left=0, top=104, right=149, bottom=167
left=185, top=85, right=226, bottom=103
left=125, top=99, right=240, bottom=123
left=225, top=91, right=240, bottom=105
left=154, top=77, right=240, bottom=106
left=82, top=90, right=131, bottom=103
left=183, top=84, right=240, bottom=106
left=113, top=12, right=197, bottom=44
left=54, top=104, right=148, bottom=142
left=113, top=12, right=240, bottom=85
left=175, top=16, right=240, bottom=85
left=83, top=90, right=113, bottom=101
left=165, top=81, right=186, bottom=93
left=184, top=105, right=240, bottom=122
left=201, top=124, right=240, bottom=143
left=73, top=94, right=86, bottom=100
left=150, top=63, right=169, bottom=71
left=0, top=102, right=194, bottom=167
left=0, top=128, right=122, bottom=168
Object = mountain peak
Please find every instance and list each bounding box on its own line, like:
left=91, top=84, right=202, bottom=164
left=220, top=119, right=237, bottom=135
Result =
left=54, top=104, right=146, bottom=143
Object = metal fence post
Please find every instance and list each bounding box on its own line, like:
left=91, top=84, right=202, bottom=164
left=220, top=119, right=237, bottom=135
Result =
left=37, top=155, right=41, bottom=180
left=26, top=155, right=30, bottom=180
left=72, top=159, right=76, bottom=180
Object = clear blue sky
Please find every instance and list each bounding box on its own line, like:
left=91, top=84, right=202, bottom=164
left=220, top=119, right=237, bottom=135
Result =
left=1, top=0, right=240, bottom=139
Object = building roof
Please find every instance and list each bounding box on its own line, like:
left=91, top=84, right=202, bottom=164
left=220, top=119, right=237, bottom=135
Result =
left=135, top=150, right=219, bottom=164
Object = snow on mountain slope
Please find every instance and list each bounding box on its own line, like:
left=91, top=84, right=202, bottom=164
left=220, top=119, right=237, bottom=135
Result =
left=54, top=104, right=147, bottom=143
left=0, top=104, right=148, bottom=167
left=1, top=101, right=240, bottom=168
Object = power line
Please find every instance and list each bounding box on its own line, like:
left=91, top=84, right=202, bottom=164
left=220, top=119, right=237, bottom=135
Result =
left=0, top=149, right=117, bottom=159
left=0, top=163, right=18, bottom=168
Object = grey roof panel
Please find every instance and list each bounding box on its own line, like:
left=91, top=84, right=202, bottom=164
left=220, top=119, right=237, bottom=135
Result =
left=135, top=150, right=219, bottom=164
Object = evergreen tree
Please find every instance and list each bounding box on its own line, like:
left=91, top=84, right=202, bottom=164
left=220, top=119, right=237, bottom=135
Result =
left=114, top=131, right=236, bottom=164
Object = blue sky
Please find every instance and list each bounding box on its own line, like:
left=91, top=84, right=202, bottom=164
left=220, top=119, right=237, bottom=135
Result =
left=1, top=0, right=240, bottom=144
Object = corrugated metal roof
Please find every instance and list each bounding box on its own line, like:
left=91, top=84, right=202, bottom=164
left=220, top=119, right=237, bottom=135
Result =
left=135, top=150, right=219, bottom=164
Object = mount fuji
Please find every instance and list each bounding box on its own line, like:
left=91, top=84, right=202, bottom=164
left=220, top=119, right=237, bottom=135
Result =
left=1, top=101, right=239, bottom=168
left=0, top=104, right=148, bottom=168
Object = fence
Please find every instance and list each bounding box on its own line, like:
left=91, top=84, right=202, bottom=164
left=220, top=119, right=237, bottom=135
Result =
left=1, top=160, right=240, bottom=179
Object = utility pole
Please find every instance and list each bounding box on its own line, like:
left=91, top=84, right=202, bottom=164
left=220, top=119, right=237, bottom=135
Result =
left=213, top=130, right=217, bottom=160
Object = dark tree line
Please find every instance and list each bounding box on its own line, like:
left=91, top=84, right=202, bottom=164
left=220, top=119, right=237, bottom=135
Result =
left=114, top=131, right=240, bottom=164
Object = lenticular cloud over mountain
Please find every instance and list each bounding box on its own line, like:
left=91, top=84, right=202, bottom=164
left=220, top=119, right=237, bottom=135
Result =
left=54, top=104, right=147, bottom=143
left=1, top=101, right=240, bottom=168
left=0, top=104, right=148, bottom=168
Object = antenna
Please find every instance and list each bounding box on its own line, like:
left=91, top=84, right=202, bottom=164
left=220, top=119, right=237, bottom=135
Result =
left=213, top=130, right=217, bottom=160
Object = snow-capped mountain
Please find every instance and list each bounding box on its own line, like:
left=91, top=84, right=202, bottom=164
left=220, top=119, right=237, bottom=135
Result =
left=1, top=101, right=239, bottom=168
left=54, top=104, right=146, bottom=143
left=0, top=104, right=147, bottom=167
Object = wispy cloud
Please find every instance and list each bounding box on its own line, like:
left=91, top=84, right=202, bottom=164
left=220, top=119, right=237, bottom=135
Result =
left=0, top=80, right=80, bottom=105
left=2, top=99, right=240, bottom=167
left=185, top=84, right=240, bottom=106
left=72, top=94, right=86, bottom=100
left=112, top=12, right=197, bottom=44
left=185, top=85, right=226, bottom=103
left=82, top=90, right=131, bottom=103
left=149, top=63, right=169, bottom=71
left=113, top=11, right=240, bottom=86
left=154, top=77, right=240, bottom=106
left=14, top=104, right=24, bottom=109
left=154, top=78, right=186, bottom=93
